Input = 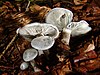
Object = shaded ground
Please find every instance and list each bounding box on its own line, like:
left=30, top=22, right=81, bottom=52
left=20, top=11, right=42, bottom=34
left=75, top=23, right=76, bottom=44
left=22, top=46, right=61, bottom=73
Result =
left=0, top=0, right=100, bottom=75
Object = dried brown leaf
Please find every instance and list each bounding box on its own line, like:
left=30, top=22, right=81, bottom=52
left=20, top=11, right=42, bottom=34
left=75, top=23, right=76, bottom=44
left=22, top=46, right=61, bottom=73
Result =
left=2, top=73, right=8, bottom=75
left=72, top=6, right=83, bottom=10
left=74, top=0, right=87, bottom=5
left=29, top=4, right=42, bottom=13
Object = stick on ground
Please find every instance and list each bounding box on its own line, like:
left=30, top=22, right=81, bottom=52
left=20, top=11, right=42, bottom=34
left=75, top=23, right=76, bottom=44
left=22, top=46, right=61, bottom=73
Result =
left=0, top=34, right=18, bottom=59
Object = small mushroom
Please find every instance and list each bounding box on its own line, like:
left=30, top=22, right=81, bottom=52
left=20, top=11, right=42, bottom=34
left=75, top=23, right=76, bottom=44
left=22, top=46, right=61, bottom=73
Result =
left=16, top=23, right=59, bottom=41
left=31, top=36, right=55, bottom=50
left=31, top=36, right=55, bottom=57
left=46, top=8, right=73, bottom=31
left=67, top=20, right=92, bottom=36
left=61, top=28, right=72, bottom=45
left=20, top=62, right=29, bottom=70
left=23, top=48, right=39, bottom=71
left=23, top=48, right=38, bottom=62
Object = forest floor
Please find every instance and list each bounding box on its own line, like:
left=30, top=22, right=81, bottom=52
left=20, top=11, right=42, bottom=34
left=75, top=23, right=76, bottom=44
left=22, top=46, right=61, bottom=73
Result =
left=0, top=0, right=100, bottom=75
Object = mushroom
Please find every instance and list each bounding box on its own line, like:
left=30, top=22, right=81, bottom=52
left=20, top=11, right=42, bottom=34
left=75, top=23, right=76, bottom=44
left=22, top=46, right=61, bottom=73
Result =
left=45, top=8, right=73, bottom=31
left=61, top=28, right=72, bottom=45
left=16, top=23, right=59, bottom=41
left=16, top=23, right=43, bottom=41
left=31, top=36, right=55, bottom=57
left=67, top=20, right=92, bottom=36
left=20, top=62, right=29, bottom=70
left=23, top=48, right=39, bottom=71
left=23, top=48, right=38, bottom=62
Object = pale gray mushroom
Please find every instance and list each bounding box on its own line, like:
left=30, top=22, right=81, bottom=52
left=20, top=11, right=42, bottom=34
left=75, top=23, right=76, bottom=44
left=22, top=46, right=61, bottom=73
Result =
left=16, top=23, right=59, bottom=41
left=23, top=48, right=38, bottom=62
left=31, top=36, right=55, bottom=50
left=23, top=48, right=40, bottom=71
left=31, top=36, right=55, bottom=56
left=20, top=62, right=29, bottom=70
left=46, top=8, right=73, bottom=31
left=67, top=20, right=92, bottom=36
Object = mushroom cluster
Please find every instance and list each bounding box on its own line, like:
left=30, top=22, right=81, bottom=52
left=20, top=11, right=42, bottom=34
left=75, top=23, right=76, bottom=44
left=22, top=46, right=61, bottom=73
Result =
left=17, top=23, right=59, bottom=71
left=45, top=8, right=92, bottom=45
left=16, top=7, right=92, bottom=71
left=17, top=22, right=59, bottom=55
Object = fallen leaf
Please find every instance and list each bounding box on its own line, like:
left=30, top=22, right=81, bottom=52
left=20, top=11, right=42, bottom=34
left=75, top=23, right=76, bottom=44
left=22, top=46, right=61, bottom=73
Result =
left=82, top=16, right=100, bottom=21
left=74, top=0, right=87, bottom=5
left=92, top=6, right=100, bottom=16
left=2, top=73, right=8, bottom=75
left=94, top=0, right=100, bottom=7
left=72, top=5, right=83, bottom=10
left=29, top=4, right=41, bottom=13
left=53, top=2, right=61, bottom=7
left=0, top=27, right=4, bottom=33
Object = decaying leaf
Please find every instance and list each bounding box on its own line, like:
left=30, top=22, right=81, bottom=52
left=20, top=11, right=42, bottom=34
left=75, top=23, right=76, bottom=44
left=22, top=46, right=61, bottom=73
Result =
left=51, top=59, right=72, bottom=75
left=29, top=4, right=42, bottom=13
left=74, top=0, right=87, bottom=5
left=12, top=13, right=32, bottom=26
left=72, top=6, right=83, bottom=10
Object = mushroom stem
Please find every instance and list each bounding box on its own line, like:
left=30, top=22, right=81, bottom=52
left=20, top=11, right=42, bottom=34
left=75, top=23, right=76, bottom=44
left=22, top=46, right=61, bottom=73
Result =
left=25, top=0, right=31, bottom=12
left=43, top=50, right=50, bottom=60
left=61, top=28, right=71, bottom=45
left=38, top=50, right=44, bottom=55
left=30, top=60, right=41, bottom=72
left=43, top=50, right=50, bottom=56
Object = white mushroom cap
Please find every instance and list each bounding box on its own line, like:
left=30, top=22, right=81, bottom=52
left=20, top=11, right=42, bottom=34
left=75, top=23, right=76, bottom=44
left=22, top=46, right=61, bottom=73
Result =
left=31, top=36, right=55, bottom=50
left=16, top=23, right=42, bottom=41
left=23, top=48, right=38, bottom=62
left=66, top=22, right=78, bottom=30
left=45, top=8, right=73, bottom=31
left=42, top=23, right=59, bottom=39
left=16, top=23, right=59, bottom=41
left=67, top=20, right=92, bottom=36
left=20, top=62, right=29, bottom=70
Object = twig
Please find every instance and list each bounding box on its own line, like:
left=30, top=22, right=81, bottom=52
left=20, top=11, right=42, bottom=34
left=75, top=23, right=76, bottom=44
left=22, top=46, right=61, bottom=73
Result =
left=17, top=4, right=21, bottom=12
left=25, top=0, right=31, bottom=12
left=0, top=34, right=18, bottom=59
left=0, top=66, right=14, bottom=69
left=0, top=10, right=7, bottom=17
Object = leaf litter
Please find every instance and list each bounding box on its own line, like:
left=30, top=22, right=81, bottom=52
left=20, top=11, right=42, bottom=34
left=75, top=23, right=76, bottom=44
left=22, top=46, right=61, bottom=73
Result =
left=0, top=0, right=100, bottom=75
